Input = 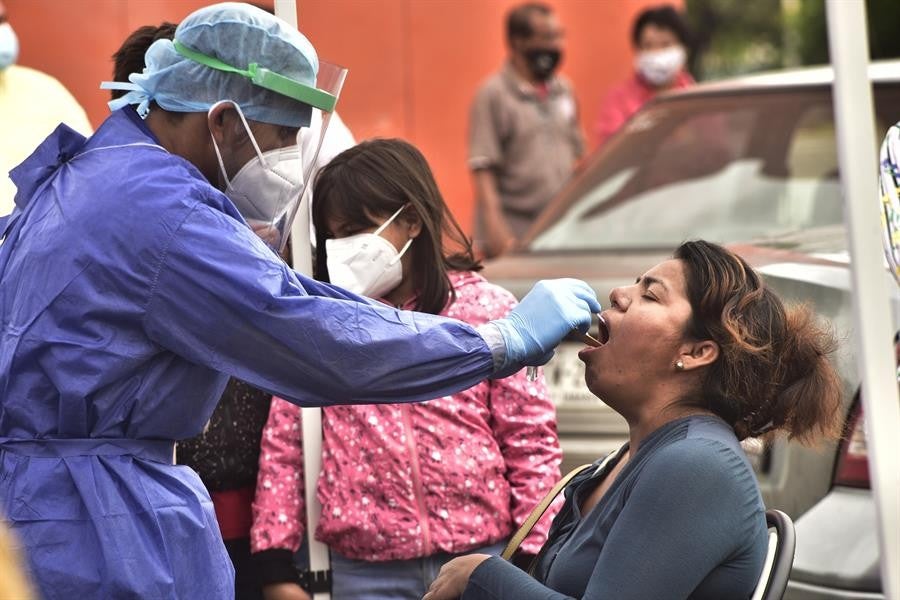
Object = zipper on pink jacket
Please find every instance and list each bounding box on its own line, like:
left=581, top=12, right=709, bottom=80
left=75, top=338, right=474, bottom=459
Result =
left=400, top=405, right=433, bottom=556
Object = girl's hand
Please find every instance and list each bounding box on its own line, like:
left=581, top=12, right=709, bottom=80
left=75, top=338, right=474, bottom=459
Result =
left=423, top=554, right=492, bottom=600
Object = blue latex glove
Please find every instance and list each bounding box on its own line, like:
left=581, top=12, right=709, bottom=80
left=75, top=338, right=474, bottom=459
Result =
left=489, top=279, right=601, bottom=377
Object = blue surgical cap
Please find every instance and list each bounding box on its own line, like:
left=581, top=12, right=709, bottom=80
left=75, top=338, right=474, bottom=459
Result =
left=108, top=2, right=317, bottom=128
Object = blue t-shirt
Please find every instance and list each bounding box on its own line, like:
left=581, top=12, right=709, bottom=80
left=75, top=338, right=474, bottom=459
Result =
left=464, top=415, right=768, bottom=599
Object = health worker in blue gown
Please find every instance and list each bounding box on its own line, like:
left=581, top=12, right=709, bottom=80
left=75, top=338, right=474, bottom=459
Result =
left=0, top=3, right=600, bottom=599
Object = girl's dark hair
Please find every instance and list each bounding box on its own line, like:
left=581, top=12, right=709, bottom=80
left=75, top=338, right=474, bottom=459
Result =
left=632, top=5, right=691, bottom=49
left=312, top=138, right=481, bottom=315
left=674, top=240, right=843, bottom=444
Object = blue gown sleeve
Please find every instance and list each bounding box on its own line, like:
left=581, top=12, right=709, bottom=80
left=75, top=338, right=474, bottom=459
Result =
left=463, top=440, right=762, bottom=599
left=142, top=204, right=495, bottom=406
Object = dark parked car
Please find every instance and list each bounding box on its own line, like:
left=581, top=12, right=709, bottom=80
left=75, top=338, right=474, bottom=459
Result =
left=483, top=61, right=900, bottom=599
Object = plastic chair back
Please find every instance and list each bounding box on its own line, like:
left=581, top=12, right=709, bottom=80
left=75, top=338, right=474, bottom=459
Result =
left=750, top=509, right=796, bottom=600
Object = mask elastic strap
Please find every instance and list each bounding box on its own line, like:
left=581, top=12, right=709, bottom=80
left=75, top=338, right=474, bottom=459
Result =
left=373, top=204, right=408, bottom=237
left=389, top=237, right=414, bottom=266
left=208, top=127, right=232, bottom=189
left=210, top=99, right=270, bottom=167
left=228, top=100, right=268, bottom=165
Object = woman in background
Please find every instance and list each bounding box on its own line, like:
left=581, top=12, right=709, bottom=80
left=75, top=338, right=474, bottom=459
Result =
left=593, top=4, right=694, bottom=148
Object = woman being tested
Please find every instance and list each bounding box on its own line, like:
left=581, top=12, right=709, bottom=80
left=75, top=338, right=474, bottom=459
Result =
left=425, top=240, right=843, bottom=600
left=0, top=4, right=599, bottom=599
left=252, top=139, right=562, bottom=599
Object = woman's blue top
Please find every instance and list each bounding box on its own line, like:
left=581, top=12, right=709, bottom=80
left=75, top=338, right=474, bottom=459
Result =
left=465, top=415, right=768, bottom=599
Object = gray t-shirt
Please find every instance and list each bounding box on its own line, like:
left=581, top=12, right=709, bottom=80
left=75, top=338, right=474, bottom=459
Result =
left=463, top=415, right=768, bottom=599
left=469, top=64, right=584, bottom=239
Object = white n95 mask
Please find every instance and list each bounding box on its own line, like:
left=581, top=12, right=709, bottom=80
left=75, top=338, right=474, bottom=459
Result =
left=635, top=46, right=686, bottom=87
left=0, top=23, right=19, bottom=70
left=326, top=205, right=413, bottom=299
left=209, top=101, right=304, bottom=236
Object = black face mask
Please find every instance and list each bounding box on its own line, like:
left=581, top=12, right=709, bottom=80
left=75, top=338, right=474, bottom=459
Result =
left=524, top=48, right=562, bottom=81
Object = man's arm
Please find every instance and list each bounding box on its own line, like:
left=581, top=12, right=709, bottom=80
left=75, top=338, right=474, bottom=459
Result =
left=469, top=83, right=515, bottom=258
left=143, top=204, right=599, bottom=407
left=472, top=169, right=515, bottom=259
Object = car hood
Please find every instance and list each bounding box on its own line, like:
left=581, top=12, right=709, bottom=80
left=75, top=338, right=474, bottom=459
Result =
left=482, top=237, right=852, bottom=299
left=482, top=249, right=674, bottom=300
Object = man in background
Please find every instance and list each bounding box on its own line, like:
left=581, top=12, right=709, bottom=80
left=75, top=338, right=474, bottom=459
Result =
left=0, top=0, right=91, bottom=216
left=468, top=2, right=583, bottom=259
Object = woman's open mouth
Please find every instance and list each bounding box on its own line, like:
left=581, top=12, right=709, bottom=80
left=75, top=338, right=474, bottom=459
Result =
left=575, top=314, right=609, bottom=348
left=578, top=314, right=608, bottom=361
left=596, top=313, right=610, bottom=345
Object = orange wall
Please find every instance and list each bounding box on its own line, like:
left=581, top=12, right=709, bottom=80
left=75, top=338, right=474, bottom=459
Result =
left=6, top=0, right=675, bottom=232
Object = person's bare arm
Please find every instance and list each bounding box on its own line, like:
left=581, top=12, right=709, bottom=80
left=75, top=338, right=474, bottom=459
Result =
left=473, top=169, right=515, bottom=259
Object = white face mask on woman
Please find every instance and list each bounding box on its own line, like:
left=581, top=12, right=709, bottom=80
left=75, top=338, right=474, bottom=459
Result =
left=634, top=46, right=686, bottom=87
left=208, top=101, right=304, bottom=232
left=326, top=205, right=414, bottom=299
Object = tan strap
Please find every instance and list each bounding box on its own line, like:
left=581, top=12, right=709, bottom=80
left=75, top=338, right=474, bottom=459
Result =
left=501, top=445, right=626, bottom=561
left=501, top=463, right=592, bottom=560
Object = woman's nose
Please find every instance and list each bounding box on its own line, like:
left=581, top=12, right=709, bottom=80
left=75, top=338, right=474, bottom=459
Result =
left=609, top=286, right=629, bottom=310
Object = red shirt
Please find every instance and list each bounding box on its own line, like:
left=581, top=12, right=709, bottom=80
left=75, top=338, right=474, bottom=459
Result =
left=593, top=71, right=694, bottom=149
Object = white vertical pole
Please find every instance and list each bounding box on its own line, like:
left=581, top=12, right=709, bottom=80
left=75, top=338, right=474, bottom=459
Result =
left=825, top=2, right=900, bottom=598
left=273, top=0, right=298, bottom=32
left=273, top=1, right=331, bottom=599
left=299, top=407, right=328, bottom=600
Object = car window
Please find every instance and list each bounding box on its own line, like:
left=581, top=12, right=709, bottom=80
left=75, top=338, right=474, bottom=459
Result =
left=530, top=85, right=900, bottom=252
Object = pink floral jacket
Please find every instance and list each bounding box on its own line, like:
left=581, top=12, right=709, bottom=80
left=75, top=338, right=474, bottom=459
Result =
left=251, top=271, right=562, bottom=560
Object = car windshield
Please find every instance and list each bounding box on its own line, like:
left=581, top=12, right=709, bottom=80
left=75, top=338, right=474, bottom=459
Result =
left=530, top=86, right=900, bottom=252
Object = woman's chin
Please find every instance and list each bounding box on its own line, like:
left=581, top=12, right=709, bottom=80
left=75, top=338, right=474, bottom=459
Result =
left=583, top=372, right=603, bottom=399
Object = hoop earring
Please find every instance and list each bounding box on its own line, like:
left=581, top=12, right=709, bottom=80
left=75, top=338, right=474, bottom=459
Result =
left=675, top=360, right=685, bottom=371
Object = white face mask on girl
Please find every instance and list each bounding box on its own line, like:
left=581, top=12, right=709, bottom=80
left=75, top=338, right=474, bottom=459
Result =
left=634, top=46, right=686, bottom=87
left=208, top=101, right=304, bottom=235
left=326, top=205, right=414, bottom=299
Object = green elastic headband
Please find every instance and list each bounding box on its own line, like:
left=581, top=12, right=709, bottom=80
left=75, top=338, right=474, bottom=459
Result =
left=173, top=39, right=337, bottom=112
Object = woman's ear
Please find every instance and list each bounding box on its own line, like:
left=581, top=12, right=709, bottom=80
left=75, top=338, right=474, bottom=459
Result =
left=405, top=210, right=423, bottom=240
left=678, top=339, right=720, bottom=371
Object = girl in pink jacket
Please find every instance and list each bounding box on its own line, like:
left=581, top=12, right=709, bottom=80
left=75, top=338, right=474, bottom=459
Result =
left=251, top=139, right=562, bottom=600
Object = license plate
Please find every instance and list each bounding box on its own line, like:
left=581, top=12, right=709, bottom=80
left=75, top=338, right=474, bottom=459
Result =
left=541, top=343, right=606, bottom=406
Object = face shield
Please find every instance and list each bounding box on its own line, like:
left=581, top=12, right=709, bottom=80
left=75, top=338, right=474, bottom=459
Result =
left=172, top=41, right=348, bottom=252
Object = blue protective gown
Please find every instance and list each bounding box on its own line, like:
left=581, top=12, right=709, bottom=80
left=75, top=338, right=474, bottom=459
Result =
left=0, top=108, right=495, bottom=599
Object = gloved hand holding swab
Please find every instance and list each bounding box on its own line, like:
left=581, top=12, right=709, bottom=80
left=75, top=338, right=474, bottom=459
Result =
left=526, top=316, right=604, bottom=381
left=488, top=279, right=601, bottom=379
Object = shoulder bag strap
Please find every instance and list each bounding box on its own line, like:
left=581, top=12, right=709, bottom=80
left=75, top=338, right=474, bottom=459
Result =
left=500, top=465, right=589, bottom=560
left=501, top=444, right=627, bottom=561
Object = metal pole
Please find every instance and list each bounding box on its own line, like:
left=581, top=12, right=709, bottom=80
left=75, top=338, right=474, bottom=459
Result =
left=825, top=2, right=900, bottom=598
left=273, top=2, right=331, bottom=599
